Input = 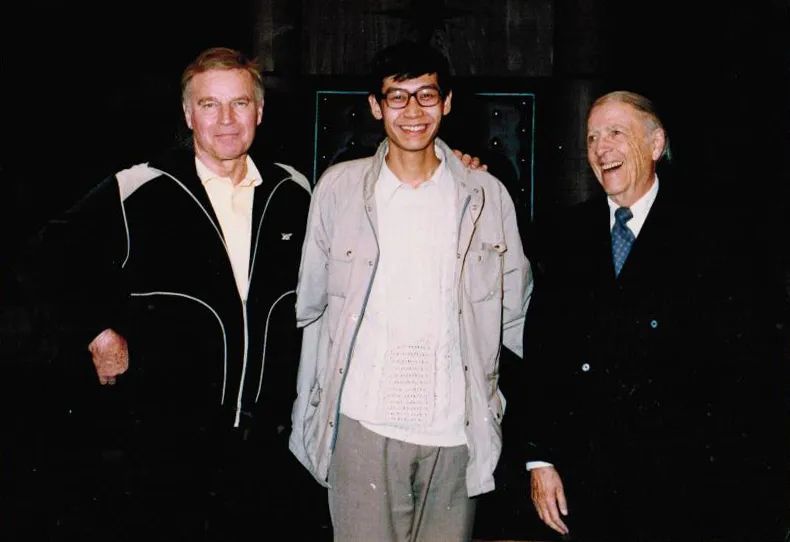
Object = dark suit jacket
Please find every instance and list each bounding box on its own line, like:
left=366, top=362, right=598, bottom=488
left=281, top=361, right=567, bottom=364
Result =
left=522, top=179, right=786, bottom=541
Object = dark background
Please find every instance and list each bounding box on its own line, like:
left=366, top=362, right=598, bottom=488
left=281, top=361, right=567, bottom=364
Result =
left=2, top=1, right=788, bottom=540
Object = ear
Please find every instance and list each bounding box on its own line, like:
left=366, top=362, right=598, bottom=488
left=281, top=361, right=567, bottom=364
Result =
left=368, top=94, right=383, bottom=120
left=256, top=99, right=264, bottom=126
left=442, top=90, right=453, bottom=116
left=183, top=103, right=193, bottom=130
left=651, top=128, right=666, bottom=161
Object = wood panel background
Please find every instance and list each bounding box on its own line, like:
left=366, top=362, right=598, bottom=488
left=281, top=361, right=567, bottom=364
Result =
left=253, top=0, right=553, bottom=76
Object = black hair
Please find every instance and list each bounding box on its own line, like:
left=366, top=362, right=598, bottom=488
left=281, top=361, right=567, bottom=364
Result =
left=368, top=40, right=452, bottom=97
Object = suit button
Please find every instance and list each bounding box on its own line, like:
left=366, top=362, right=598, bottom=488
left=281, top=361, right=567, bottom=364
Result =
left=581, top=363, right=591, bottom=372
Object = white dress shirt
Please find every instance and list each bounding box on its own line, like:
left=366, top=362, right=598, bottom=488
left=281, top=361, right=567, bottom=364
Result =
left=606, top=176, right=659, bottom=237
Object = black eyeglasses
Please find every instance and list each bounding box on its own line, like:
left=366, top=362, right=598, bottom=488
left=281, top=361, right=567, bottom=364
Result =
left=379, top=86, right=443, bottom=109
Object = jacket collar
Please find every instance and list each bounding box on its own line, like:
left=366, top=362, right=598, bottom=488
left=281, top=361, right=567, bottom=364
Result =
left=361, top=138, right=485, bottom=250
left=362, top=138, right=483, bottom=203
left=148, top=147, right=219, bottom=227
left=149, top=147, right=275, bottom=240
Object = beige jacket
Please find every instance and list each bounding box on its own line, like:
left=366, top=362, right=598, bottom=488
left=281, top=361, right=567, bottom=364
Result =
left=289, top=138, right=532, bottom=497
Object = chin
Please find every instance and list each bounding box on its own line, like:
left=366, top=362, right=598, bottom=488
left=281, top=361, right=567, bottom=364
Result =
left=216, top=146, right=247, bottom=159
left=396, top=138, right=433, bottom=152
left=602, top=179, right=627, bottom=195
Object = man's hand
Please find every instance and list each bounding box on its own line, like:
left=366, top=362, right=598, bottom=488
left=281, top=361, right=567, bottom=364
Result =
left=452, top=149, right=488, bottom=171
left=88, top=328, right=129, bottom=385
left=530, top=466, right=570, bottom=535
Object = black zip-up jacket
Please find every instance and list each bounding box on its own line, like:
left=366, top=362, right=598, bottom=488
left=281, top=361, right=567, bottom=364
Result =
left=41, top=149, right=311, bottom=438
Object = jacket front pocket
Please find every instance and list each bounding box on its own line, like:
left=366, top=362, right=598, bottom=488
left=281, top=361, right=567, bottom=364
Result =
left=327, top=250, right=354, bottom=298
left=464, top=242, right=505, bottom=303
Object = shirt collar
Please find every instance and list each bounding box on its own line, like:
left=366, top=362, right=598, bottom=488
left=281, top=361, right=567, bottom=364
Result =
left=607, top=175, right=659, bottom=237
left=377, top=143, right=448, bottom=202
left=195, top=155, right=262, bottom=188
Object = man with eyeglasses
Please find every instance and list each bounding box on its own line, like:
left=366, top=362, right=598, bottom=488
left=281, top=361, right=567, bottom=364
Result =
left=289, top=40, right=532, bottom=540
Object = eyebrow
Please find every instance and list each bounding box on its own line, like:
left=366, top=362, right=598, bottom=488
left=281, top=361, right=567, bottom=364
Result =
left=589, top=123, right=630, bottom=133
left=383, top=84, right=440, bottom=93
left=196, top=96, right=253, bottom=104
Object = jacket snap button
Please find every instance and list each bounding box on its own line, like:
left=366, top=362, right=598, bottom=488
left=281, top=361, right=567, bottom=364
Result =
left=650, top=319, right=658, bottom=329
left=581, top=363, right=590, bottom=372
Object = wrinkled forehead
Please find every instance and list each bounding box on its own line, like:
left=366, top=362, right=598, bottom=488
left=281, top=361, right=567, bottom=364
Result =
left=587, top=101, right=650, bottom=131
left=186, top=68, right=261, bottom=101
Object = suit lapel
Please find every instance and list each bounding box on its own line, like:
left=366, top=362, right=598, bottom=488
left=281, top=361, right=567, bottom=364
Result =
left=615, top=187, right=672, bottom=284
left=584, top=195, right=618, bottom=285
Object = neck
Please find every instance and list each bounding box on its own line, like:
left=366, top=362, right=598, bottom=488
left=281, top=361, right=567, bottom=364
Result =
left=385, top=144, right=440, bottom=188
left=195, top=149, right=248, bottom=185
left=611, top=174, right=656, bottom=208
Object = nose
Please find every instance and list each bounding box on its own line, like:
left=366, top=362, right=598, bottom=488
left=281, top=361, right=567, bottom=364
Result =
left=219, top=103, right=234, bottom=125
left=402, top=94, right=423, bottom=116
left=593, top=135, right=614, bottom=156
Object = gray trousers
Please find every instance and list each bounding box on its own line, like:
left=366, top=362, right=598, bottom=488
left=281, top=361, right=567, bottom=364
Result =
left=328, top=415, right=476, bottom=542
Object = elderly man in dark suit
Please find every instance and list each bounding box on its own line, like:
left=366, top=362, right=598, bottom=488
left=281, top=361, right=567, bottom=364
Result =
left=523, top=91, right=785, bottom=541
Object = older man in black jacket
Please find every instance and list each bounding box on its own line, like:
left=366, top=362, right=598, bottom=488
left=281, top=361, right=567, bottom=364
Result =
left=523, top=91, right=785, bottom=542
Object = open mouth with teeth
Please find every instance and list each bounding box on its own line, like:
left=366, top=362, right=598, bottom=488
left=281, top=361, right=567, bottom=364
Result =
left=399, top=125, right=428, bottom=133
left=601, top=161, right=623, bottom=171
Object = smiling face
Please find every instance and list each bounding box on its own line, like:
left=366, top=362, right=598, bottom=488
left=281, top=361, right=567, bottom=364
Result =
left=183, top=68, right=263, bottom=176
left=586, top=100, right=665, bottom=207
left=368, top=73, right=452, bottom=158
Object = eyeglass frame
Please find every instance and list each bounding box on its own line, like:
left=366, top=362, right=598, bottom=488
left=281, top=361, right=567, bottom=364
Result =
left=377, top=85, right=445, bottom=109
